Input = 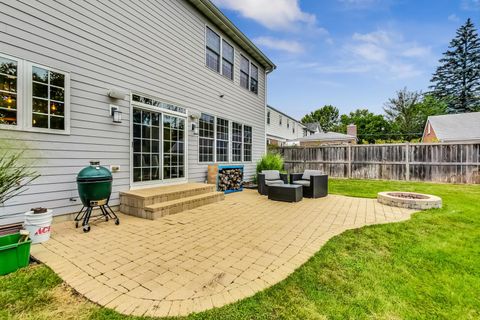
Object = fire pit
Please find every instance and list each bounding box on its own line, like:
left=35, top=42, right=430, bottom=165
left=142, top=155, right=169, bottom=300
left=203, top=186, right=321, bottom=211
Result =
left=377, top=192, right=442, bottom=210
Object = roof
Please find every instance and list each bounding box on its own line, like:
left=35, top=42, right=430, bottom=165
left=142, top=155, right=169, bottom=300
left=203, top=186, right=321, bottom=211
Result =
left=304, top=122, right=322, bottom=133
left=188, top=0, right=276, bottom=71
left=426, top=112, right=480, bottom=142
left=295, top=131, right=356, bottom=142
left=267, top=105, right=304, bottom=127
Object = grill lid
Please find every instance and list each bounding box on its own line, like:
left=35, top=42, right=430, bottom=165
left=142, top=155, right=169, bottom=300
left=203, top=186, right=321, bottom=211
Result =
left=77, top=161, right=112, bottom=182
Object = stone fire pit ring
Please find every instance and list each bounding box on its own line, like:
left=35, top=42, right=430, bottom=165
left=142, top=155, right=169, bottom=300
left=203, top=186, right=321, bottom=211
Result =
left=377, top=192, right=442, bottom=210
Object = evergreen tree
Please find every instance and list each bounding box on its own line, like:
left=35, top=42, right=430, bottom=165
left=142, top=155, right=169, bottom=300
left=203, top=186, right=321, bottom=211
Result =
left=430, top=18, right=480, bottom=113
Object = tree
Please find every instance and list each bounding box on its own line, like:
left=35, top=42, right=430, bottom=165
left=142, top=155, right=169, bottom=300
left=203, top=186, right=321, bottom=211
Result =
left=384, top=88, right=423, bottom=141
left=338, top=109, right=391, bottom=144
left=384, top=89, right=446, bottom=141
left=301, top=105, right=339, bottom=132
left=430, top=18, right=480, bottom=113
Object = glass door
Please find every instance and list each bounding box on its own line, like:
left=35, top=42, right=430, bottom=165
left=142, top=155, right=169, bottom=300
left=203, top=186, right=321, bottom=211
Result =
left=132, top=107, right=186, bottom=184
left=132, top=108, right=161, bottom=183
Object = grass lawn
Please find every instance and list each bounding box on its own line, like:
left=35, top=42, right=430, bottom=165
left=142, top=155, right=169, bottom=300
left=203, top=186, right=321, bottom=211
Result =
left=1, top=179, right=479, bottom=319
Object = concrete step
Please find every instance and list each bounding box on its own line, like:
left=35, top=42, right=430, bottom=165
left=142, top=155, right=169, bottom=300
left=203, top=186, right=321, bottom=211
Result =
left=119, top=183, right=224, bottom=220
left=144, top=192, right=225, bottom=219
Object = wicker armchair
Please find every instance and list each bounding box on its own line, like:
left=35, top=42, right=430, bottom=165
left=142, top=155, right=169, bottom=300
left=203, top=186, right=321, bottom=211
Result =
left=290, top=170, right=328, bottom=198
left=258, top=170, right=289, bottom=195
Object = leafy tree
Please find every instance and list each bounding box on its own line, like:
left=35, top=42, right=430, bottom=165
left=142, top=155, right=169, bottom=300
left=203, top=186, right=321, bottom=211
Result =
left=301, top=105, right=339, bottom=132
left=338, top=109, right=391, bottom=144
left=384, top=89, right=446, bottom=141
left=430, top=18, right=480, bottom=113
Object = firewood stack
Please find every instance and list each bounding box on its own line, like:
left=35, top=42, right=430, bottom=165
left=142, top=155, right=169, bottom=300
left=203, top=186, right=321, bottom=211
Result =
left=218, top=168, right=243, bottom=192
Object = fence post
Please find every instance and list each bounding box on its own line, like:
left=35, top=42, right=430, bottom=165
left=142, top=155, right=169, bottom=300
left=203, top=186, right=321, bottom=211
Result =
left=405, top=142, right=410, bottom=181
left=348, top=144, right=352, bottom=179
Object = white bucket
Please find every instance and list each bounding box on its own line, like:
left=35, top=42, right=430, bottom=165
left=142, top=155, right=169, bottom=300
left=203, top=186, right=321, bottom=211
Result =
left=24, top=210, right=53, bottom=244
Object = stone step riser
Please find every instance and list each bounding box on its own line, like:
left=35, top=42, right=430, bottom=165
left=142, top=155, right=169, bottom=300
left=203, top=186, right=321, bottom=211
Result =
left=120, top=186, right=216, bottom=209
left=150, top=194, right=224, bottom=219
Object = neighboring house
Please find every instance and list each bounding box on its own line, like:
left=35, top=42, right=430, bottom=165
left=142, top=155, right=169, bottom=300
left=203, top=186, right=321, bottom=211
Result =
left=0, top=0, right=275, bottom=224
left=266, top=105, right=314, bottom=146
left=422, top=112, right=480, bottom=143
left=304, top=122, right=322, bottom=135
left=295, top=132, right=357, bottom=146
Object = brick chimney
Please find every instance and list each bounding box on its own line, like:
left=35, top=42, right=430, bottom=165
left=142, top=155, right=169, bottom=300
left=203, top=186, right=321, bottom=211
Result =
left=347, top=124, right=357, bottom=138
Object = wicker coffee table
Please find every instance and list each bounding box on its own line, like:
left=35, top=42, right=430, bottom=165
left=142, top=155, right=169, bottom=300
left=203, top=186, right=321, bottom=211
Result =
left=267, top=184, right=303, bottom=202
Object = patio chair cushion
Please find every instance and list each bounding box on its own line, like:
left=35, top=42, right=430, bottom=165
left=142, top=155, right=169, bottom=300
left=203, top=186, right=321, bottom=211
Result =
left=302, top=170, right=322, bottom=180
left=293, top=180, right=311, bottom=187
left=262, top=170, right=281, bottom=180
left=265, top=179, right=285, bottom=186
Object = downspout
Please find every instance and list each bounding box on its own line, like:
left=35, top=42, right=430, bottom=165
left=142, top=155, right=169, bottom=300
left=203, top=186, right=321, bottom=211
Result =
left=264, top=66, right=275, bottom=155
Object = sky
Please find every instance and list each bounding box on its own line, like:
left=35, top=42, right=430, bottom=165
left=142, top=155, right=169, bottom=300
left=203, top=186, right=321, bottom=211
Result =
left=211, top=0, right=480, bottom=120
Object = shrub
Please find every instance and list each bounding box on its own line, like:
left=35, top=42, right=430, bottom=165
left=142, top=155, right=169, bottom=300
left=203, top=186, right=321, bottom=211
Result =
left=0, top=149, right=39, bottom=205
left=254, top=152, right=285, bottom=183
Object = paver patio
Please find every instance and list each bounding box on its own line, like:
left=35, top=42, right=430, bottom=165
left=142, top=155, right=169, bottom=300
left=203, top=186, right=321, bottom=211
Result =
left=31, top=189, right=415, bottom=317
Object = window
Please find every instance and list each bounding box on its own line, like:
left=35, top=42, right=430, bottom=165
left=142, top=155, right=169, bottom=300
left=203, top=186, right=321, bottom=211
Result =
left=250, top=63, right=258, bottom=94
left=0, top=53, right=69, bottom=133
left=279, top=116, right=282, bottom=126
left=222, top=40, right=234, bottom=80
left=31, top=66, right=66, bottom=130
left=216, top=117, right=229, bottom=162
left=232, top=122, right=243, bottom=162
left=199, top=113, right=215, bottom=162
left=287, top=119, right=290, bottom=129
left=240, top=55, right=249, bottom=90
left=243, top=125, right=252, bottom=162
left=163, top=115, right=185, bottom=179
left=0, top=56, right=18, bottom=125
left=267, top=110, right=270, bottom=125
left=132, top=108, right=161, bottom=182
left=293, top=125, right=295, bottom=134
left=206, top=27, right=220, bottom=72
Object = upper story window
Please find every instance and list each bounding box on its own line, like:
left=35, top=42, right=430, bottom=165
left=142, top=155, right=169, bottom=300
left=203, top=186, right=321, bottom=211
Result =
left=287, top=119, right=290, bottom=129
left=293, top=125, right=295, bottom=134
left=222, top=40, right=234, bottom=80
left=0, top=56, right=17, bottom=125
left=0, top=53, right=70, bottom=133
left=206, top=27, right=221, bottom=72
left=279, top=116, right=282, bottom=126
left=240, top=55, right=249, bottom=90
left=250, top=63, right=258, bottom=94
left=267, top=110, right=270, bottom=125
left=206, top=27, right=235, bottom=81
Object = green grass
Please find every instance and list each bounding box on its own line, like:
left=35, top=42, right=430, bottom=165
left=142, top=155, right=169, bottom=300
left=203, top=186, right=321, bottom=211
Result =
left=1, top=179, right=479, bottom=319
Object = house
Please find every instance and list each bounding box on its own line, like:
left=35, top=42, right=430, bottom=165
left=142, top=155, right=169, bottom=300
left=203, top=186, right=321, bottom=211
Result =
left=266, top=105, right=315, bottom=146
left=422, top=112, right=480, bottom=143
left=293, top=124, right=357, bottom=146
left=0, top=0, right=275, bottom=224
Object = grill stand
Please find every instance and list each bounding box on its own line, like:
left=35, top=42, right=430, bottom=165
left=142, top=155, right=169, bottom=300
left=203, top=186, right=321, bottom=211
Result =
left=74, top=200, right=120, bottom=233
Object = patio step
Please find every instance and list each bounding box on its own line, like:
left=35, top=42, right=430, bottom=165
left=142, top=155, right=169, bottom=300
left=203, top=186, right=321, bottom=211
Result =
left=144, top=191, right=225, bottom=219
left=119, top=183, right=224, bottom=220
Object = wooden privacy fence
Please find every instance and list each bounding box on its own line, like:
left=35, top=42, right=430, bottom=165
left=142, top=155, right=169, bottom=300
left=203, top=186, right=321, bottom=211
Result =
left=279, top=142, right=480, bottom=184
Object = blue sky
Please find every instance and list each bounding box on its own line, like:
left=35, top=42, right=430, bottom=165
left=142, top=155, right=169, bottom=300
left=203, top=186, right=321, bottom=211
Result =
left=212, top=0, right=480, bottom=120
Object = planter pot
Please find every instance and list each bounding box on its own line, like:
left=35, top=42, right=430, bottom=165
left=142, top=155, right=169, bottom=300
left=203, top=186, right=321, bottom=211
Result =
left=24, top=209, right=53, bottom=244
left=0, top=233, right=31, bottom=275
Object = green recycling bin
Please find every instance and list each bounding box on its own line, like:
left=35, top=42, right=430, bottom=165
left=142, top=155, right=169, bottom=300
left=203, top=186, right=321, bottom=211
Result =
left=0, top=233, right=31, bottom=276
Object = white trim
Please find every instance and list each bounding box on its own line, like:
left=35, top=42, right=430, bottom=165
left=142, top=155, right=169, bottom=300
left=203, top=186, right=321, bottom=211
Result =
left=0, top=52, right=71, bottom=135
left=129, top=93, right=188, bottom=189
left=0, top=53, right=23, bottom=131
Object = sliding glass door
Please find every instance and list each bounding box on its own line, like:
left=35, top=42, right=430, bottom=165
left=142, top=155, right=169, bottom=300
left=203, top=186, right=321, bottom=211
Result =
left=132, top=107, right=186, bottom=184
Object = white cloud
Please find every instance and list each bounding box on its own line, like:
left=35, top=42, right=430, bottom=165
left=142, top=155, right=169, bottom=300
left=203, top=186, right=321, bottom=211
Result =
left=337, top=0, right=384, bottom=9
left=401, top=45, right=431, bottom=58
left=253, top=36, right=305, bottom=54
left=212, top=0, right=316, bottom=31
left=448, top=14, right=460, bottom=22
left=461, top=0, right=480, bottom=11
left=352, top=30, right=392, bottom=45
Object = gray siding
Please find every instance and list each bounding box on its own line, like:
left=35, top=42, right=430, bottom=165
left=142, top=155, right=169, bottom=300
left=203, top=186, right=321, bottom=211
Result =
left=266, top=107, right=305, bottom=142
left=0, top=0, right=267, bottom=224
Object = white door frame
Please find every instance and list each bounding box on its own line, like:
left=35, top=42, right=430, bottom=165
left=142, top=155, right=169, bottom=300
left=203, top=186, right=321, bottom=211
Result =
left=129, top=93, right=189, bottom=190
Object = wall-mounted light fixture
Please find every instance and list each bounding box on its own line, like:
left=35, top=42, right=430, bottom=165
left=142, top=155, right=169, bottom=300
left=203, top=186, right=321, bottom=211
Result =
left=189, top=112, right=201, bottom=135
left=110, top=105, right=122, bottom=123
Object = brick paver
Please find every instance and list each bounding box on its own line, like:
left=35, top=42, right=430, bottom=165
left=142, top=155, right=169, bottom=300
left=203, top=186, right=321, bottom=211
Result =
left=31, top=190, right=415, bottom=317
